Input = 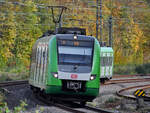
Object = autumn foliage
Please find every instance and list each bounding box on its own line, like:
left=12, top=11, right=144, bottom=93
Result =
left=0, top=0, right=150, bottom=70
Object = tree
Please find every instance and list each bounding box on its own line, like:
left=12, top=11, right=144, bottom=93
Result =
left=0, top=1, right=16, bottom=68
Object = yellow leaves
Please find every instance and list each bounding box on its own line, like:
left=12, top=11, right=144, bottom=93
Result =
left=0, top=0, right=149, bottom=67
left=24, top=0, right=37, bottom=12
left=0, top=47, right=13, bottom=60
left=112, top=0, right=148, bottom=65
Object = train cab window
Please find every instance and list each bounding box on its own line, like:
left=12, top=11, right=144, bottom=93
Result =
left=58, top=46, right=93, bottom=66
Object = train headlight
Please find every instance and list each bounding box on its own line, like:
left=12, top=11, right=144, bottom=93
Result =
left=54, top=73, right=58, bottom=78
left=90, top=75, right=96, bottom=80
left=52, top=72, right=58, bottom=78
left=74, top=35, right=77, bottom=40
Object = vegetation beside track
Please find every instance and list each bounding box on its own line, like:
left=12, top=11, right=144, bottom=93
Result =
left=0, top=72, right=28, bottom=82
left=0, top=62, right=149, bottom=81
left=0, top=81, right=29, bottom=113
left=0, top=100, right=27, bottom=113
left=0, top=61, right=29, bottom=82
left=114, top=63, right=150, bottom=75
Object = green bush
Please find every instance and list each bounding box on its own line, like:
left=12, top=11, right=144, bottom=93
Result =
left=114, top=64, right=137, bottom=75
left=0, top=58, right=29, bottom=81
left=114, top=63, right=150, bottom=75
left=135, top=63, right=150, bottom=74
left=0, top=74, right=12, bottom=82
left=0, top=101, right=27, bottom=113
left=14, top=100, right=27, bottom=113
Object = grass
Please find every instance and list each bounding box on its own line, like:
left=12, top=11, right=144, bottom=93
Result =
left=105, top=96, right=120, bottom=104
left=104, top=96, right=121, bottom=108
left=0, top=58, right=30, bottom=81
left=0, top=63, right=29, bottom=82
left=0, top=60, right=29, bottom=113
left=0, top=72, right=29, bottom=82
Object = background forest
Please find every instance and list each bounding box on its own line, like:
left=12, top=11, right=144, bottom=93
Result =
left=0, top=0, right=150, bottom=78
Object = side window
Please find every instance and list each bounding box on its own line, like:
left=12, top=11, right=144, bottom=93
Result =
left=103, top=57, right=105, bottom=66
left=108, top=57, right=113, bottom=66
left=101, top=54, right=113, bottom=66
left=35, top=47, right=40, bottom=76
left=106, top=57, right=108, bottom=66
left=39, top=48, right=42, bottom=68
left=106, top=57, right=109, bottom=66
left=36, top=48, right=39, bottom=65
left=104, top=57, right=111, bottom=66
left=108, top=57, right=112, bottom=66
left=101, top=57, right=107, bottom=66
left=104, top=57, right=107, bottom=66
left=43, top=51, right=45, bottom=58
left=101, top=57, right=102, bottom=66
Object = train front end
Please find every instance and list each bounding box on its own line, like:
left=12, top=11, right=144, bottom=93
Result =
left=46, top=34, right=100, bottom=102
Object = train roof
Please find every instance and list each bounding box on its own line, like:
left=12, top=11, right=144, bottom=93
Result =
left=56, top=34, right=95, bottom=41
left=57, top=27, right=86, bottom=35
left=100, top=47, right=113, bottom=52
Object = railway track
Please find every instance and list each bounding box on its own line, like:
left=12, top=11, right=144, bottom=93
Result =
left=36, top=92, right=114, bottom=113
left=104, top=77, right=150, bottom=85
left=83, top=105, right=114, bottom=113
left=0, top=80, right=28, bottom=87
left=2, top=77, right=150, bottom=112
left=116, top=84, right=150, bottom=101
left=0, top=80, right=114, bottom=113
left=113, top=74, right=150, bottom=78
left=107, top=76, right=150, bottom=101
left=0, top=80, right=28, bottom=106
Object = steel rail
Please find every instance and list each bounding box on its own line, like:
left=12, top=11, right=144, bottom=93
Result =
left=116, top=84, right=150, bottom=100
left=84, top=105, right=114, bottom=113
left=0, top=80, right=109, bottom=113
left=0, top=80, right=113, bottom=112
left=36, top=92, right=114, bottom=113
left=0, top=80, right=84, bottom=112
left=36, top=93, right=85, bottom=113
left=0, top=80, right=28, bottom=87
left=104, top=78, right=150, bottom=85
left=0, top=80, right=28, bottom=106
left=113, top=74, right=150, bottom=78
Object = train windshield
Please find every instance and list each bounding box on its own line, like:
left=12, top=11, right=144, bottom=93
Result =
left=58, top=46, right=93, bottom=66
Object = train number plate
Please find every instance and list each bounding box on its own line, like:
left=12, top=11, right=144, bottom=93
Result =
left=67, top=81, right=82, bottom=90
